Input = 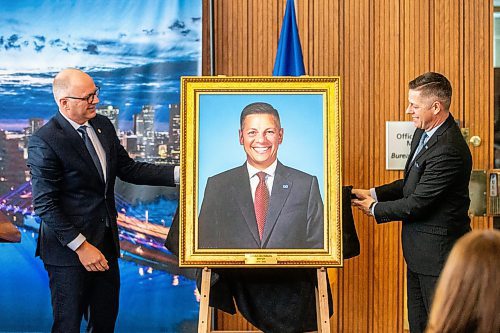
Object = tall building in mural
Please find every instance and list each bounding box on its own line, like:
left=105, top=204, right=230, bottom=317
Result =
left=134, top=105, right=156, bottom=159
left=167, top=103, right=181, bottom=164
left=0, top=131, right=27, bottom=194
left=142, top=105, right=156, bottom=158
left=27, top=118, right=45, bottom=135
left=96, top=106, right=120, bottom=134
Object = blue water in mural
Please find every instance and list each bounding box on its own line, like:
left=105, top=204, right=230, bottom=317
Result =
left=0, top=198, right=199, bottom=333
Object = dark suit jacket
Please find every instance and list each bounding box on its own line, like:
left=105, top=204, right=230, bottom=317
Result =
left=374, top=113, right=472, bottom=276
left=27, top=112, right=175, bottom=266
left=198, top=161, right=323, bottom=249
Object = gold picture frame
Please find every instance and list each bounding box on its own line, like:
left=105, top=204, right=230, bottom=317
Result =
left=179, top=76, right=342, bottom=267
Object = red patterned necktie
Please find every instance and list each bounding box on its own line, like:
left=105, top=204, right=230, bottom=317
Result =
left=254, top=171, right=269, bottom=240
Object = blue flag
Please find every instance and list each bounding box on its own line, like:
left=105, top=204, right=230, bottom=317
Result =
left=273, top=0, right=305, bottom=76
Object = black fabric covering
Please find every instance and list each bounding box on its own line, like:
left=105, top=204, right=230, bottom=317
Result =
left=342, top=185, right=360, bottom=259
left=164, top=185, right=360, bottom=332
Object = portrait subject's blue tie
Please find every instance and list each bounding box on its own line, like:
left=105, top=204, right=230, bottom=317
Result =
left=411, top=132, right=428, bottom=162
left=77, top=125, right=104, bottom=182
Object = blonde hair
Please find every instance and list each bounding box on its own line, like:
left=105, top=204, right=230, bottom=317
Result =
left=426, top=229, right=500, bottom=333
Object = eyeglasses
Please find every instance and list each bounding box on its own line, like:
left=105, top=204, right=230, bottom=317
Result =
left=65, top=86, right=100, bottom=104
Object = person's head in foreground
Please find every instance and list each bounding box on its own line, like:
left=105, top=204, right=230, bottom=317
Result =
left=426, top=229, right=500, bottom=333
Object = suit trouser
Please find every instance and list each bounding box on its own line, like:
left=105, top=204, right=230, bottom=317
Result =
left=406, top=268, right=439, bottom=333
left=44, top=230, right=120, bottom=333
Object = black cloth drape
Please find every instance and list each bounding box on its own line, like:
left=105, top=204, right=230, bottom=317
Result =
left=164, top=185, right=360, bottom=332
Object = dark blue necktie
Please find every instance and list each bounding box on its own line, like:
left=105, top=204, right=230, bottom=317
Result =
left=411, top=132, right=428, bottom=162
left=77, top=125, right=104, bottom=182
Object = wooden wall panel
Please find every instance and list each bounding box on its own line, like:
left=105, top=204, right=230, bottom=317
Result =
left=464, top=0, right=493, bottom=230
left=201, top=0, right=493, bottom=331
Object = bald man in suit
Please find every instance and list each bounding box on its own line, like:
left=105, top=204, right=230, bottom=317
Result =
left=28, top=68, right=178, bottom=333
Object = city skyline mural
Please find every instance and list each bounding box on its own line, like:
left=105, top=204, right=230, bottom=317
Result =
left=0, top=1, right=201, bottom=332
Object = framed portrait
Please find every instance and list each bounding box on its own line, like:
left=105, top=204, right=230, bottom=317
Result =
left=179, top=76, right=342, bottom=267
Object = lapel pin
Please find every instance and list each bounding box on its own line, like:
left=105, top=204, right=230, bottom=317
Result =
left=97, top=129, right=102, bottom=133
left=282, top=185, right=289, bottom=189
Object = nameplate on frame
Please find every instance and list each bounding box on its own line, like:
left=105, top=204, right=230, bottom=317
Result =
left=245, top=254, right=278, bottom=265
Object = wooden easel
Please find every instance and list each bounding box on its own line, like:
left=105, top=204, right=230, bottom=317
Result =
left=198, top=267, right=331, bottom=333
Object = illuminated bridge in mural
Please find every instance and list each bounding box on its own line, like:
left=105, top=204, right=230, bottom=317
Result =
left=0, top=182, right=181, bottom=273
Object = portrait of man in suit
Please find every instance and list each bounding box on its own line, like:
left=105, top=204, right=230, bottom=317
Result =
left=198, top=102, right=324, bottom=249
left=27, top=68, right=178, bottom=333
left=352, top=72, right=472, bottom=333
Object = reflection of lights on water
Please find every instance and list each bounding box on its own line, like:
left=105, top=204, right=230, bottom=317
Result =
left=146, top=267, right=153, bottom=274
left=138, top=267, right=144, bottom=276
left=31, top=232, right=35, bottom=238
left=172, top=275, right=179, bottom=286
left=194, top=288, right=201, bottom=302
left=136, top=246, right=144, bottom=254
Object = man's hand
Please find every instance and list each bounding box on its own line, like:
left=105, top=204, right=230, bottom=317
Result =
left=351, top=188, right=372, bottom=200
left=75, top=241, right=109, bottom=271
left=351, top=188, right=375, bottom=217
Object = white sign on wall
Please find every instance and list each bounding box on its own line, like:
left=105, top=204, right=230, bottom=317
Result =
left=386, top=121, right=415, bottom=170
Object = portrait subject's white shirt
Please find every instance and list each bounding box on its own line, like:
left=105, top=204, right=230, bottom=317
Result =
left=246, top=160, right=278, bottom=202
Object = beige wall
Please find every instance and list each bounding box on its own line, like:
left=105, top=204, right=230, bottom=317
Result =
left=201, top=1, right=493, bottom=331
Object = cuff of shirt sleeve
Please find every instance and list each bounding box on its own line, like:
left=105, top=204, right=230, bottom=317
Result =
left=67, top=234, right=86, bottom=251
left=370, top=188, right=378, bottom=201
left=369, top=201, right=377, bottom=216
left=174, top=166, right=180, bottom=185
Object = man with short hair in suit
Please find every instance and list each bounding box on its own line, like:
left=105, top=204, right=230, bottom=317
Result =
left=352, top=72, right=472, bottom=333
left=198, top=101, right=324, bottom=249
left=27, top=68, right=178, bottom=333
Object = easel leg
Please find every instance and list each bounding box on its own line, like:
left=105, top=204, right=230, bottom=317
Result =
left=315, top=267, right=330, bottom=333
left=198, top=267, right=212, bottom=333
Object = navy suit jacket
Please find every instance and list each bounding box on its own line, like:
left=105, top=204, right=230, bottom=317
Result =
left=28, top=112, right=175, bottom=266
left=374, top=113, right=472, bottom=275
left=198, top=161, right=324, bottom=249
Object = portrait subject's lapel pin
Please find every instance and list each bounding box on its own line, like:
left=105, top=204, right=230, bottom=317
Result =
left=282, top=184, right=289, bottom=189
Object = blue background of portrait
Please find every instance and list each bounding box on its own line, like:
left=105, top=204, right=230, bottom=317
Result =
left=198, top=93, right=325, bottom=209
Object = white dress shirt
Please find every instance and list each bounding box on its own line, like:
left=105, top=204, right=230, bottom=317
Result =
left=246, top=160, right=278, bottom=202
